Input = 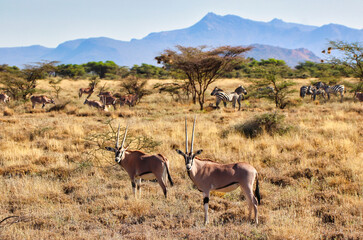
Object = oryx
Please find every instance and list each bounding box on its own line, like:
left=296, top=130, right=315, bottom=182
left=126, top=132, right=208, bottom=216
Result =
left=105, top=124, right=174, bottom=198
left=83, top=99, right=105, bottom=110
left=30, top=95, right=55, bottom=109
left=176, top=117, right=261, bottom=225
left=79, top=85, right=95, bottom=98
left=0, top=93, right=10, bottom=103
left=119, top=94, right=138, bottom=107
left=98, top=93, right=118, bottom=110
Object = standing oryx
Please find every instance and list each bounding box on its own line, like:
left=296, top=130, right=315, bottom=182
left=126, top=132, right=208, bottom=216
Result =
left=30, top=95, right=55, bottom=109
left=0, top=93, right=10, bottom=103
left=105, top=124, right=174, bottom=198
left=175, top=117, right=260, bottom=225
left=119, top=94, right=138, bottom=107
left=211, top=86, right=245, bottom=111
left=79, top=85, right=95, bottom=98
left=98, top=92, right=118, bottom=110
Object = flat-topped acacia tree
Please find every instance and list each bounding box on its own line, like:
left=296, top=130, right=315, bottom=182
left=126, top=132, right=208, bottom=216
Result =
left=156, top=45, right=252, bottom=110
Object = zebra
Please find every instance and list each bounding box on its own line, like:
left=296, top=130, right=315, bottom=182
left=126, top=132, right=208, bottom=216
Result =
left=322, top=85, right=345, bottom=102
left=313, top=81, right=327, bottom=90
left=211, top=86, right=245, bottom=111
left=300, top=86, right=314, bottom=98
left=234, top=85, right=248, bottom=98
left=311, top=86, right=326, bottom=101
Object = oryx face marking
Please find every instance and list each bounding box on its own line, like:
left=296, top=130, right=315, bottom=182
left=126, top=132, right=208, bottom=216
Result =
left=176, top=149, right=202, bottom=171
left=105, top=146, right=127, bottom=163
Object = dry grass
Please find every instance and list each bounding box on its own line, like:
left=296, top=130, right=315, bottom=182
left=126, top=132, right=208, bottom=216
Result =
left=0, top=78, right=362, bottom=239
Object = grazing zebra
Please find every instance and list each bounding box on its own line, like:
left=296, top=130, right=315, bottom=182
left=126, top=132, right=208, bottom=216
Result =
left=313, top=81, right=327, bottom=89
left=322, top=85, right=345, bottom=102
left=211, top=87, right=244, bottom=110
left=300, top=86, right=314, bottom=98
left=311, top=86, right=326, bottom=101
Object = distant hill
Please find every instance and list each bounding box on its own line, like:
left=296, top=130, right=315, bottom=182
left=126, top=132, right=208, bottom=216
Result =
left=1, top=12, right=362, bottom=67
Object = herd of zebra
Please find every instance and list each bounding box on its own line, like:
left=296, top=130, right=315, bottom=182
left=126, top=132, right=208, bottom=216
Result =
left=300, top=82, right=346, bottom=102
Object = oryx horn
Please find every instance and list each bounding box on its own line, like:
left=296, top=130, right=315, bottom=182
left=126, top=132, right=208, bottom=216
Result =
left=190, top=116, right=196, bottom=153
left=116, top=123, right=121, bottom=149
left=121, top=124, right=128, bottom=149
left=185, top=117, right=188, bottom=153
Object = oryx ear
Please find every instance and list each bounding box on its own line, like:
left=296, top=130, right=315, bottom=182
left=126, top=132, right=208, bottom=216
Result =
left=193, top=149, right=203, bottom=157
left=105, top=147, right=117, bottom=152
left=176, top=149, right=186, bottom=156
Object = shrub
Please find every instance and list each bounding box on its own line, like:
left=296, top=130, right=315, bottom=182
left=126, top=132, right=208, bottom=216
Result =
left=226, top=112, right=291, bottom=138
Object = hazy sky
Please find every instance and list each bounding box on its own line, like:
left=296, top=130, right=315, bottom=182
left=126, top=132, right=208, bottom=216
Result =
left=1, top=0, right=362, bottom=48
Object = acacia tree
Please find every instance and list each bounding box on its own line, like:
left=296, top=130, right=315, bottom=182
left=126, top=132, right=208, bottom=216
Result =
left=0, top=61, right=57, bottom=100
left=252, top=59, right=295, bottom=109
left=325, top=41, right=363, bottom=92
left=156, top=45, right=252, bottom=110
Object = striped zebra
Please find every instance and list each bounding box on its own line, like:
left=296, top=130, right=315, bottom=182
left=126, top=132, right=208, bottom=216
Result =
left=313, top=81, right=327, bottom=90
left=322, top=85, right=345, bottom=102
left=211, top=86, right=246, bottom=110
left=300, top=86, right=313, bottom=98
left=311, top=86, right=326, bottom=101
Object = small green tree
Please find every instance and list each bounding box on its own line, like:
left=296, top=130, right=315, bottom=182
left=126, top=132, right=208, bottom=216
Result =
left=120, top=76, right=151, bottom=103
left=252, top=59, right=296, bottom=109
left=325, top=41, right=363, bottom=92
left=56, top=64, right=85, bottom=79
left=83, top=61, right=118, bottom=79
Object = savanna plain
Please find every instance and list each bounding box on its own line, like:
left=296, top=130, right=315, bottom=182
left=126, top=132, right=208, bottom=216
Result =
left=0, top=78, right=362, bottom=240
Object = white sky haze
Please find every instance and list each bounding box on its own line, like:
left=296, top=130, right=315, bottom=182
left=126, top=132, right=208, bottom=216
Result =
left=0, top=0, right=362, bottom=47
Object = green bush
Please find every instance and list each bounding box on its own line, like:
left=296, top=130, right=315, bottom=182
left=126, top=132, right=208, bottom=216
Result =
left=226, top=112, right=291, bottom=138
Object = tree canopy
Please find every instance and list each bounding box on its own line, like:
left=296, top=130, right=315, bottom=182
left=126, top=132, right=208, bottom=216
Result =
left=156, top=45, right=252, bottom=110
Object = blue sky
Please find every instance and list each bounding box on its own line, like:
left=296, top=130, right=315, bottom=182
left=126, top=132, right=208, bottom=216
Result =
left=1, top=0, right=362, bottom=48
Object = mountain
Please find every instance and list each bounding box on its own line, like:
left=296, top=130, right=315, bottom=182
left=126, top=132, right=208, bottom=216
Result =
left=1, top=12, right=362, bottom=67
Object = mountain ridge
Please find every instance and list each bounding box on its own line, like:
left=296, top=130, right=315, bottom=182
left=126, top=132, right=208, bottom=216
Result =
left=1, top=12, right=362, bottom=67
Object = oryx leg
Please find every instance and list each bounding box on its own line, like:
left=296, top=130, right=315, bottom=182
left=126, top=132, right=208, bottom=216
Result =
left=241, top=185, right=258, bottom=224
left=162, top=165, right=167, bottom=186
left=136, top=178, right=142, bottom=199
left=131, top=179, right=137, bottom=198
left=203, top=191, right=210, bottom=225
left=32, top=103, right=35, bottom=109
left=156, top=174, right=168, bottom=198
left=223, top=101, right=227, bottom=108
